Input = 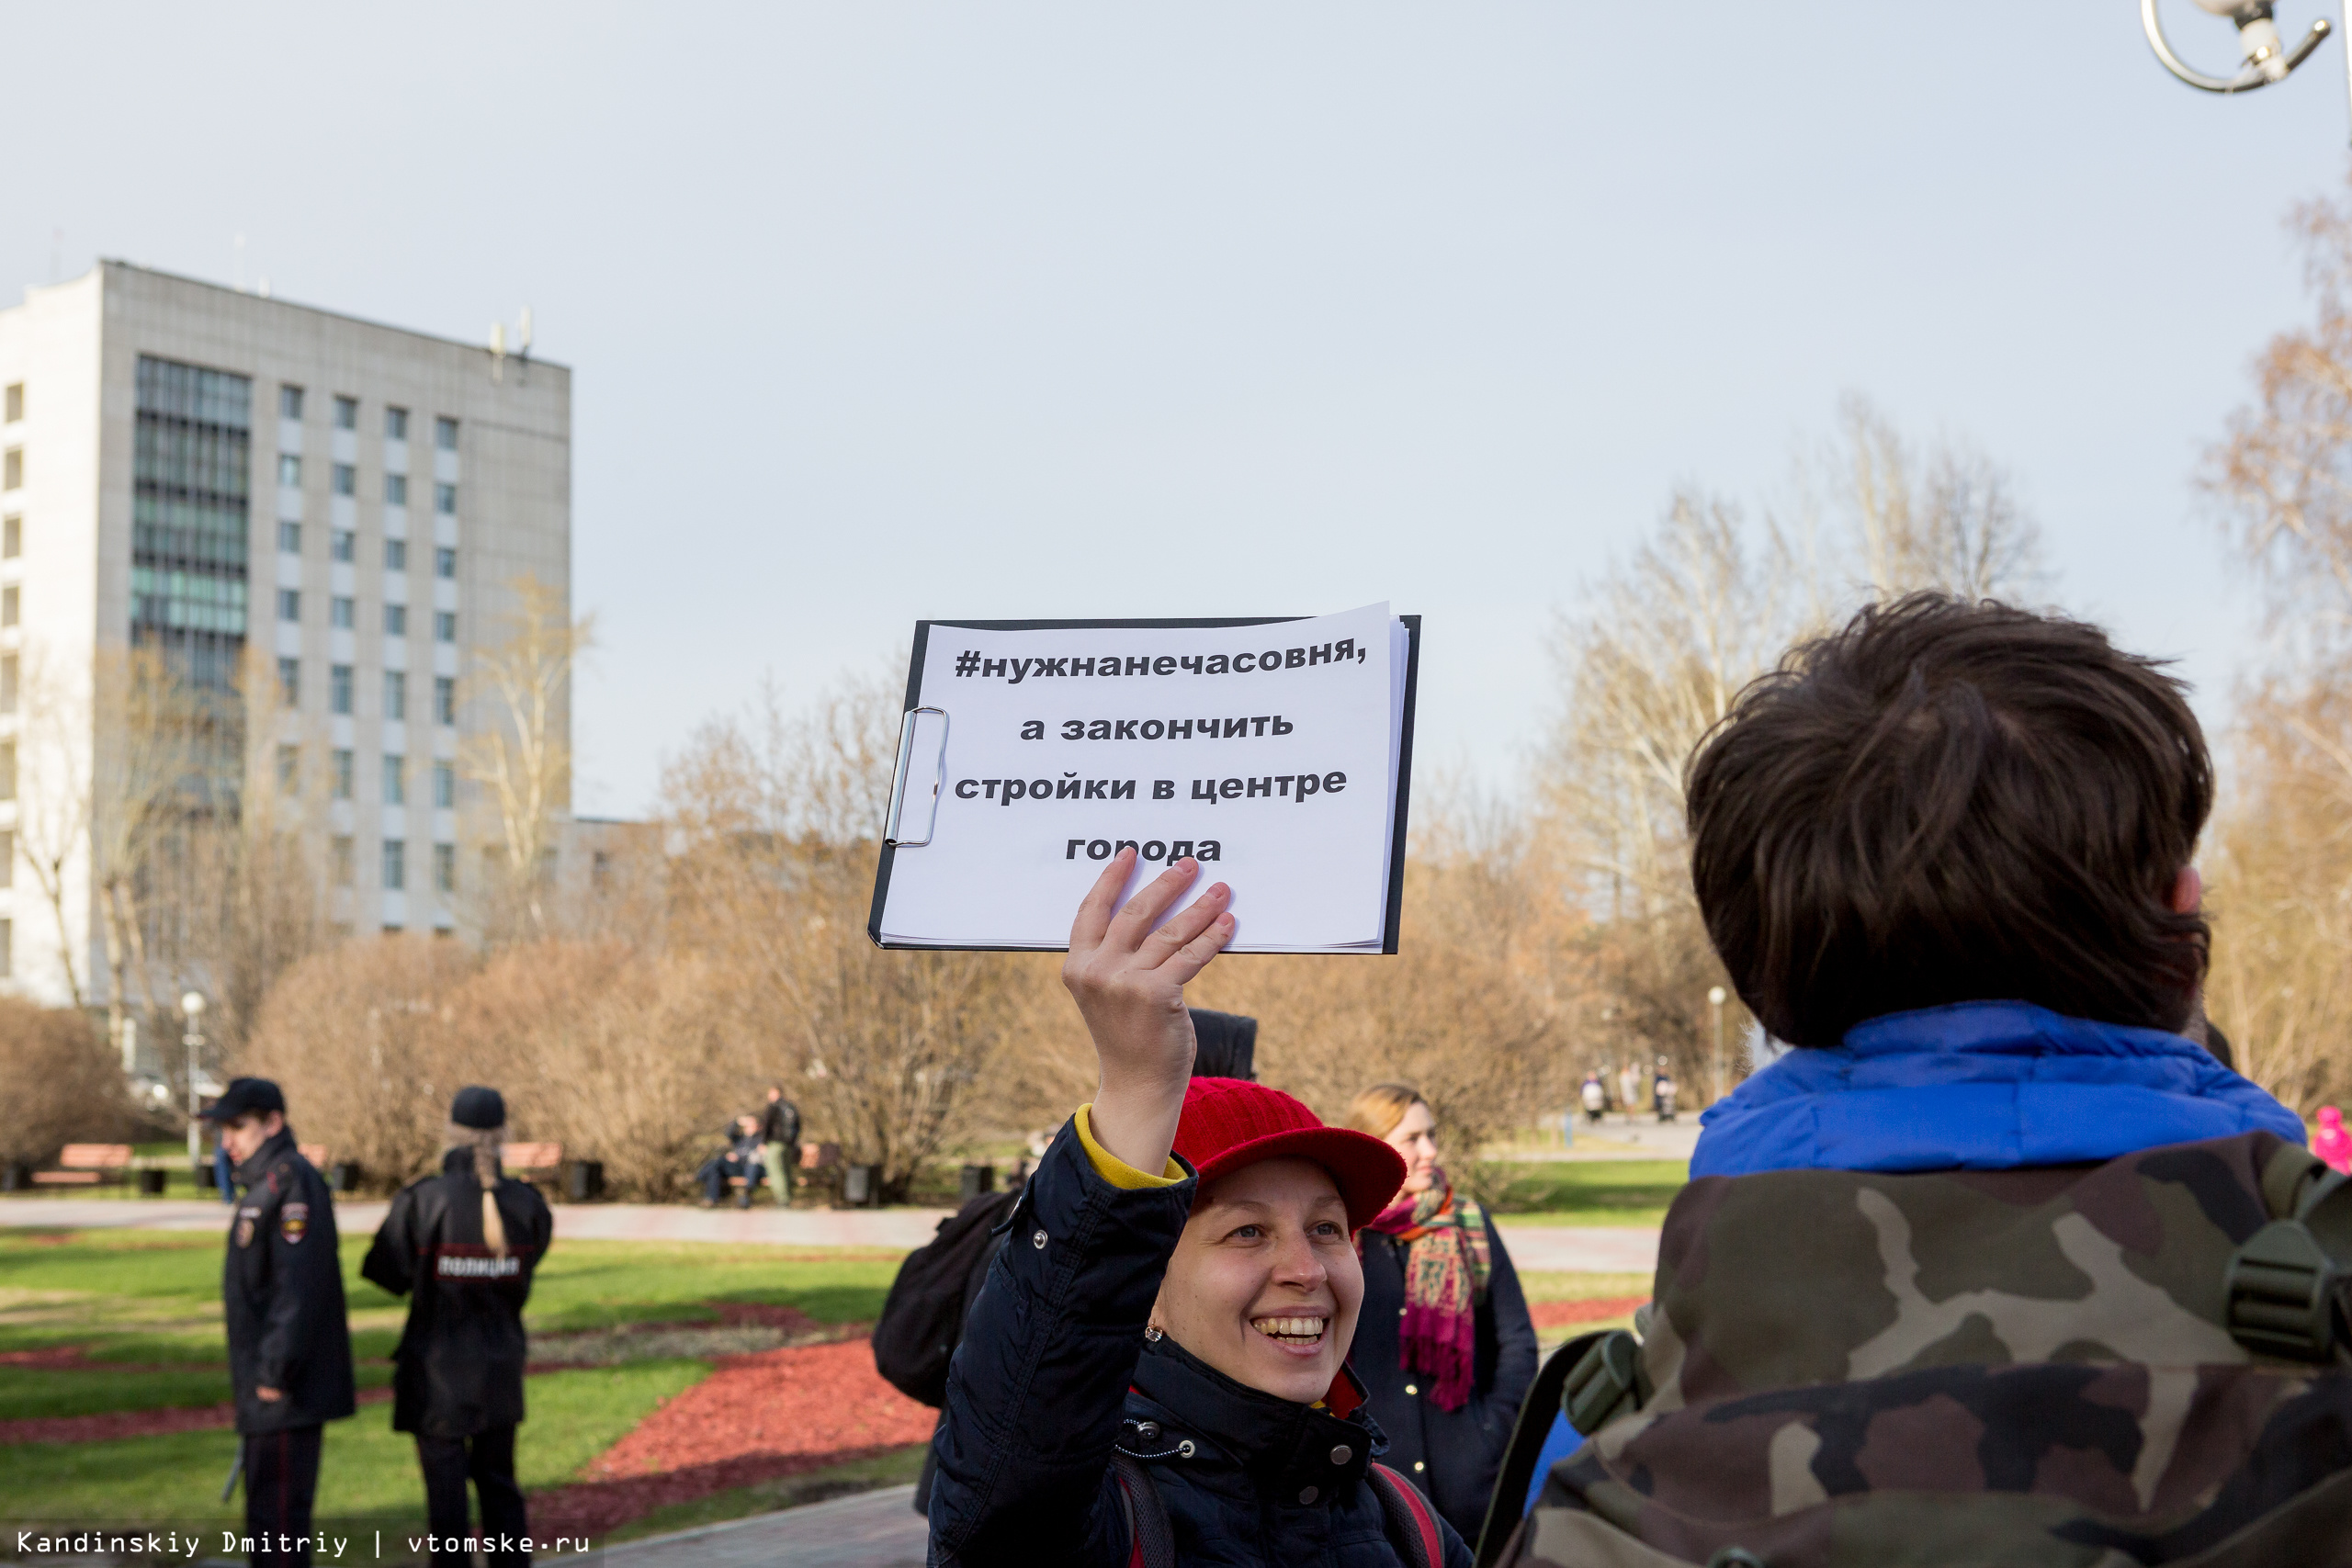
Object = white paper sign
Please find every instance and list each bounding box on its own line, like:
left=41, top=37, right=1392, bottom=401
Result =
left=871, top=604, right=1417, bottom=953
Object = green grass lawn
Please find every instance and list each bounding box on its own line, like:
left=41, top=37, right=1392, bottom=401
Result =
left=1475, top=1160, right=1688, bottom=1226
left=1, top=1359, right=707, bottom=1526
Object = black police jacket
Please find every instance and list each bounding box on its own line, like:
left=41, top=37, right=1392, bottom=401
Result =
left=1353, top=1218, right=1538, bottom=1543
left=223, top=1128, right=357, bottom=1435
left=927, top=1120, right=1473, bottom=1568
left=360, top=1149, right=555, bottom=1438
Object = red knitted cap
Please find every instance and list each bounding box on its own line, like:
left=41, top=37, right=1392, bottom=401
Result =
left=1172, top=1077, right=1406, bottom=1232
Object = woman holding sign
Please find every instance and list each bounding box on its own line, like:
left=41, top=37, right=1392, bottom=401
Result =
left=926, top=852, right=1471, bottom=1567
left=1346, top=1085, right=1537, bottom=1545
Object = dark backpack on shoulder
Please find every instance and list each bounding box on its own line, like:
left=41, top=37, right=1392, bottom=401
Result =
left=873, top=1188, right=1018, bottom=1407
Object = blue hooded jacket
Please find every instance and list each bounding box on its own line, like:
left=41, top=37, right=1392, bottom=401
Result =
left=1690, top=1000, right=2306, bottom=1179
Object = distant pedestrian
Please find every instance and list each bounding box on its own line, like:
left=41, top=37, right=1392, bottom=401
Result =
left=1617, top=1059, right=1641, bottom=1117
left=362, top=1087, right=554, bottom=1568
left=760, top=1086, right=801, bottom=1206
left=697, top=1116, right=765, bottom=1207
left=1579, top=1073, right=1608, bottom=1123
left=200, top=1078, right=356, bottom=1568
left=1654, top=1058, right=1678, bottom=1122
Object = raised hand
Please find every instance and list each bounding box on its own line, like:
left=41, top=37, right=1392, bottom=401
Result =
left=1062, top=850, right=1234, bottom=1174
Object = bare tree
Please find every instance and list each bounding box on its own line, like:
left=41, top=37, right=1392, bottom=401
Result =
left=86, top=647, right=206, bottom=1062
left=661, top=668, right=1023, bottom=1201
left=2205, top=176, right=2352, bottom=643
left=1797, top=392, right=2047, bottom=604
left=14, top=640, right=93, bottom=1009
left=461, top=575, right=593, bottom=939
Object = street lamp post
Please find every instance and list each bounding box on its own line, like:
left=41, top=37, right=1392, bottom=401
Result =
left=180, top=992, right=207, bottom=1165
left=2143, top=1, right=2341, bottom=129
left=1707, top=987, right=1728, bottom=1107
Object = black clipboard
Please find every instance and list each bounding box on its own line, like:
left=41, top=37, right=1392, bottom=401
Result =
left=866, top=614, right=1422, bottom=953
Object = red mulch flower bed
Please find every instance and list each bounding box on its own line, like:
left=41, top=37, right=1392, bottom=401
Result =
left=1527, top=1296, right=1646, bottom=1330
left=533, top=1337, right=934, bottom=1535
left=0, top=1388, right=392, bottom=1447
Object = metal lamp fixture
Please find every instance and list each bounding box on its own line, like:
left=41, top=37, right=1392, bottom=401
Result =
left=2143, top=1, right=2336, bottom=98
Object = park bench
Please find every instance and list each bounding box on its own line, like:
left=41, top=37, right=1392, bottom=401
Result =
left=33, top=1145, right=133, bottom=1187
left=503, top=1143, right=563, bottom=1180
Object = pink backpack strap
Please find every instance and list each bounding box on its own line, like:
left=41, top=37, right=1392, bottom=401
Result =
left=1367, top=1463, right=1444, bottom=1568
left=1111, top=1454, right=1176, bottom=1568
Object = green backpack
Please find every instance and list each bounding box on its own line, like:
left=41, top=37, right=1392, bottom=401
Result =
left=1489, top=1133, right=2352, bottom=1568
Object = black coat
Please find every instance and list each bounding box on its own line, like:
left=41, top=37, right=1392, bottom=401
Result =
left=928, top=1121, right=1473, bottom=1568
left=1352, top=1215, right=1538, bottom=1542
left=222, top=1128, right=356, bottom=1435
left=760, top=1098, right=801, bottom=1147
left=360, top=1149, right=555, bottom=1438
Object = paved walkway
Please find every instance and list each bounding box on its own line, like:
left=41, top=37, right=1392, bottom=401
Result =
left=0, top=1194, right=1664, bottom=1273
left=606, top=1484, right=925, bottom=1568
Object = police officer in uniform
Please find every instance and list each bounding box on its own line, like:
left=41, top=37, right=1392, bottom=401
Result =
left=363, top=1087, right=554, bottom=1567
left=201, top=1077, right=356, bottom=1567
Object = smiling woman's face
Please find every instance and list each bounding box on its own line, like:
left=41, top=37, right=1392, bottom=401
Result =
left=1150, top=1157, right=1363, bottom=1404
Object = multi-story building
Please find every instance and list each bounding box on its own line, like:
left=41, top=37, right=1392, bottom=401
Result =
left=0, top=262, right=571, bottom=1007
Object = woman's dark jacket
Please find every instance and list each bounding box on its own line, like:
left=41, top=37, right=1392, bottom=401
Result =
left=928, top=1121, right=1474, bottom=1568
left=360, top=1150, right=554, bottom=1438
left=222, top=1127, right=356, bottom=1435
left=1352, top=1216, right=1538, bottom=1541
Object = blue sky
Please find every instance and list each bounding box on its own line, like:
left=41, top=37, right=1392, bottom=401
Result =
left=8, top=4, right=2348, bottom=815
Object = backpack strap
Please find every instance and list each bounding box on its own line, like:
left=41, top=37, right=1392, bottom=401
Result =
left=1110, top=1454, right=1176, bottom=1568
left=1367, top=1463, right=1444, bottom=1568
left=2227, top=1158, right=2352, bottom=1362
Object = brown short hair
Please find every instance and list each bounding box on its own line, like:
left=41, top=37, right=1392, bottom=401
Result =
left=1346, top=1083, right=1426, bottom=1139
left=1686, top=594, right=2211, bottom=1046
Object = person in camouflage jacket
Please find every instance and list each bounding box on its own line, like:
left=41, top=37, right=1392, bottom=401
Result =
left=1497, top=598, right=2352, bottom=1568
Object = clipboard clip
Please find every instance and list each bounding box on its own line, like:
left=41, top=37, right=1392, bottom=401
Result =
left=884, top=705, right=951, bottom=848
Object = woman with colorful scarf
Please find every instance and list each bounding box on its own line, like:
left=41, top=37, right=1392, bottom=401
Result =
left=1346, top=1084, right=1537, bottom=1545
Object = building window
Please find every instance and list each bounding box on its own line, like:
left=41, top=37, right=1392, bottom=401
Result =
left=3, top=383, right=19, bottom=423
left=331, top=836, right=354, bottom=886
left=435, top=417, right=458, bottom=451
left=332, top=529, right=355, bottom=563
left=435, top=842, right=456, bottom=894
left=0, top=919, right=11, bottom=980
left=278, top=589, right=300, bottom=622
left=332, top=464, right=356, bottom=497
left=385, top=671, right=407, bottom=720
left=434, top=675, right=456, bottom=726
left=0, top=740, right=15, bottom=800
left=2, top=585, right=16, bottom=626
left=277, top=656, right=300, bottom=707
left=433, top=761, right=455, bottom=808
left=0, top=829, right=12, bottom=888
left=334, top=396, right=357, bottom=431
left=385, top=538, right=407, bottom=571
left=276, top=744, right=299, bottom=791
left=383, top=754, right=405, bottom=805
left=277, top=520, right=300, bottom=553
left=331, top=664, right=353, bottom=715
left=3, top=516, right=17, bottom=558
left=0, top=654, right=16, bottom=715
left=434, top=611, right=457, bottom=644
left=385, top=473, right=407, bottom=507
left=277, top=454, right=300, bottom=487
left=331, top=596, right=354, bottom=629
left=434, top=483, right=457, bottom=515
left=280, top=386, right=305, bottom=421
left=383, top=839, right=406, bottom=891
left=333, top=748, right=354, bottom=799
left=3, top=448, right=20, bottom=491
left=435, top=547, right=456, bottom=579
left=390, top=604, right=412, bottom=637
left=386, top=407, right=408, bottom=441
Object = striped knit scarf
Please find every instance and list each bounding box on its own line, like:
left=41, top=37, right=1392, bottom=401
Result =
left=1363, top=1175, right=1490, bottom=1411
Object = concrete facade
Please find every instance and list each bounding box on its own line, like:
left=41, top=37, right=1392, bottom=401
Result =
left=0, top=263, right=571, bottom=1008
